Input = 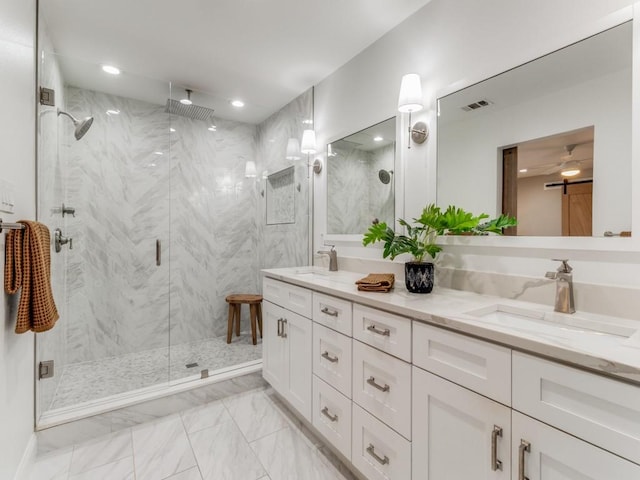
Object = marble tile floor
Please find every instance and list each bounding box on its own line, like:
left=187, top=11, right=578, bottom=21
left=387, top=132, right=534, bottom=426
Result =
left=31, top=386, right=357, bottom=480
left=48, top=334, right=262, bottom=411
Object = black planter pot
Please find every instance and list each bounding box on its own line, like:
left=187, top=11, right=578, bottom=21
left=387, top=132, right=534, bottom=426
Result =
left=405, top=261, right=434, bottom=293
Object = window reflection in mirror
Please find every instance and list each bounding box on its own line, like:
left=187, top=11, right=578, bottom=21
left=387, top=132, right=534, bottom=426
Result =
left=327, top=117, right=396, bottom=235
left=437, top=21, right=631, bottom=237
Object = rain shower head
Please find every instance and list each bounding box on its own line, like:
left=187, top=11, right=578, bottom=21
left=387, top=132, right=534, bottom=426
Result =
left=165, top=89, right=216, bottom=121
left=378, top=169, right=394, bottom=185
left=58, top=109, right=94, bottom=140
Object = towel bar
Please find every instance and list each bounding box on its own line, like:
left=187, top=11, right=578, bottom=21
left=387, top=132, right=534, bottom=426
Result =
left=0, top=218, right=26, bottom=233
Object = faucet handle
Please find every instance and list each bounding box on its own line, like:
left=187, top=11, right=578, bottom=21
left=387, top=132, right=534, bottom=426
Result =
left=551, top=259, right=572, bottom=273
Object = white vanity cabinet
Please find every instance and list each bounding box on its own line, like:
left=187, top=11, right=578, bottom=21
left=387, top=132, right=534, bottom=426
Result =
left=412, top=367, right=511, bottom=480
left=262, top=279, right=313, bottom=421
left=511, top=412, right=640, bottom=480
left=262, top=273, right=640, bottom=480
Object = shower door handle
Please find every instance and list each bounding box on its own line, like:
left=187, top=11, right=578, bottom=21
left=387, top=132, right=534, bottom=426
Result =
left=156, top=239, right=161, bottom=266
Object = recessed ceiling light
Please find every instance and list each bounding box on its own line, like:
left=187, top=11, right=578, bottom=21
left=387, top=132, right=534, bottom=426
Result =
left=102, top=65, right=121, bottom=75
left=561, top=168, right=580, bottom=177
left=208, top=125, right=217, bottom=132
left=154, top=151, right=163, bottom=156
left=231, top=100, right=245, bottom=108
left=106, top=109, right=120, bottom=116
left=519, top=168, right=528, bottom=173
left=180, top=89, right=193, bottom=105
left=373, top=136, right=383, bottom=142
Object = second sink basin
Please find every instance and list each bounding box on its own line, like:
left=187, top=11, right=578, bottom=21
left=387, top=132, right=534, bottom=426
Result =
left=465, top=304, right=637, bottom=340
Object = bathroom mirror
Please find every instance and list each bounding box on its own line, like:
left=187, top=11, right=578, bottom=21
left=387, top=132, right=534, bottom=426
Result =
left=326, top=117, right=396, bottom=234
left=437, top=21, right=631, bottom=237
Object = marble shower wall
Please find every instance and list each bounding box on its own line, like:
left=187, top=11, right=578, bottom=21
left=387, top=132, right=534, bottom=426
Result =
left=62, top=87, right=258, bottom=362
left=327, top=143, right=394, bottom=234
left=168, top=114, right=258, bottom=344
left=256, top=89, right=312, bottom=271
left=36, top=42, right=68, bottom=413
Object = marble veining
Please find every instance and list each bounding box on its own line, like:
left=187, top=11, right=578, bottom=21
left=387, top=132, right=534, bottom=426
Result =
left=263, top=267, right=640, bottom=385
left=31, top=386, right=355, bottom=480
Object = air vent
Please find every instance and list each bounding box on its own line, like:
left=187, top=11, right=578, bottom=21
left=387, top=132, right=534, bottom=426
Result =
left=461, top=99, right=493, bottom=112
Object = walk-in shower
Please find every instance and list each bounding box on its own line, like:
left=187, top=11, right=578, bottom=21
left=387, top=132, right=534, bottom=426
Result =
left=36, top=49, right=312, bottom=427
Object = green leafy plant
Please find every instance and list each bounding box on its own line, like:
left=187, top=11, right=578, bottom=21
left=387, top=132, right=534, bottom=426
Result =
left=363, top=204, right=517, bottom=262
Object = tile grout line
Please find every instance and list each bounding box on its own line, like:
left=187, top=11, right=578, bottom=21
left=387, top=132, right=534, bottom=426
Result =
left=179, top=408, right=205, bottom=480
left=129, top=428, right=137, bottom=480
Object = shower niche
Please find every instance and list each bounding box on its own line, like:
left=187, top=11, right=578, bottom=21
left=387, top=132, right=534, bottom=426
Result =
left=326, top=117, right=397, bottom=235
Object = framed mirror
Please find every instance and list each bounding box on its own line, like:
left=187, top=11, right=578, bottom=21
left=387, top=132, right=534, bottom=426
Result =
left=326, top=117, right=397, bottom=235
left=437, top=21, right=631, bottom=237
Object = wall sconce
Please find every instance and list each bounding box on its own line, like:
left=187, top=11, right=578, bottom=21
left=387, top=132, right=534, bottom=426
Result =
left=398, top=73, right=428, bottom=149
left=300, top=129, right=322, bottom=174
left=285, top=138, right=301, bottom=160
left=244, top=160, right=257, bottom=178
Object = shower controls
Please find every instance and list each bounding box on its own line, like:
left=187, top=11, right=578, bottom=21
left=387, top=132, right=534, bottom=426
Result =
left=61, top=203, right=76, bottom=217
left=54, top=228, right=72, bottom=252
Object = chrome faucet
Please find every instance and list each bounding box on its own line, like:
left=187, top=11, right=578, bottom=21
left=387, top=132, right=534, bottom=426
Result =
left=317, top=245, right=338, bottom=271
left=545, top=259, right=575, bottom=314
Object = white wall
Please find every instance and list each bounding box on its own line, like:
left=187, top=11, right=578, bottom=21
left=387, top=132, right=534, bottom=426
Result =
left=0, top=0, right=36, bottom=478
left=314, top=0, right=640, bottom=288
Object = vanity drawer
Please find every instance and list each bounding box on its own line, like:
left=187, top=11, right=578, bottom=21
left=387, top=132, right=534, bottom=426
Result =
left=513, top=352, right=640, bottom=465
left=352, top=340, right=411, bottom=439
left=352, top=403, right=411, bottom=480
left=313, top=322, right=352, bottom=398
left=352, top=304, right=411, bottom=362
left=262, top=277, right=312, bottom=318
left=313, top=292, right=352, bottom=336
left=312, top=376, right=352, bottom=461
left=413, top=321, right=511, bottom=405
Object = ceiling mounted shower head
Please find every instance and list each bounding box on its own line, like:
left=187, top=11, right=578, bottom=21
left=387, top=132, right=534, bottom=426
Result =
left=378, top=169, right=393, bottom=184
left=58, top=109, right=94, bottom=140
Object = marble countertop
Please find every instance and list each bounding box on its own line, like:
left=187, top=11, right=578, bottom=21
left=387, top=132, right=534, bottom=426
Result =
left=262, top=267, right=640, bottom=385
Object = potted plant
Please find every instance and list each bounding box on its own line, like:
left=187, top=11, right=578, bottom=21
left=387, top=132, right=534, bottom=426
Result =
left=363, top=204, right=516, bottom=293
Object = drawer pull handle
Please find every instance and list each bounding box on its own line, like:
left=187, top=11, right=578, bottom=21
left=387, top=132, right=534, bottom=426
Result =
left=367, top=376, right=390, bottom=392
left=367, top=324, right=390, bottom=336
left=518, top=440, right=531, bottom=480
left=321, top=406, right=338, bottom=422
left=281, top=318, right=288, bottom=338
left=366, top=444, right=389, bottom=466
left=321, top=351, right=339, bottom=363
left=277, top=318, right=283, bottom=337
left=321, top=306, right=339, bottom=317
left=491, top=425, right=503, bottom=471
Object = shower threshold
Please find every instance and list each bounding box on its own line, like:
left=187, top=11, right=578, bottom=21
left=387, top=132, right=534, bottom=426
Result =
left=37, top=359, right=262, bottom=430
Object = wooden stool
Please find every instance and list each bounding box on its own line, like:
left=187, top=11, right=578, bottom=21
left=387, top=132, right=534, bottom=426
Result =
left=225, top=294, right=263, bottom=345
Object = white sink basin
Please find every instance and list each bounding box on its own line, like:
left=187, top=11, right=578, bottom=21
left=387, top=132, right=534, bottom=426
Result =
left=465, top=304, right=637, bottom=340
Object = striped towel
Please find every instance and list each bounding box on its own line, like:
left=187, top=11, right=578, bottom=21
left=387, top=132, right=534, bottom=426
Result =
left=4, top=220, right=59, bottom=333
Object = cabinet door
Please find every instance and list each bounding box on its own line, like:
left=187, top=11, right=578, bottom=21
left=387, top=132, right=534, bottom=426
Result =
left=413, top=366, right=511, bottom=480
left=262, top=301, right=288, bottom=393
left=512, top=411, right=640, bottom=480
left=283, top=310, right=312, bottom=421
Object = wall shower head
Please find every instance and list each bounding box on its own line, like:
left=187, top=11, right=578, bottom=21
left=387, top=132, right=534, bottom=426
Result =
left=378, top=169, right=393, bottom=184
left=58, top=109, right=94, bottom=140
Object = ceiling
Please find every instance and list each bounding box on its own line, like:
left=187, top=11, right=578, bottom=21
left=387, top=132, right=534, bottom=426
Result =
left=41, top=0, right=432, bottom=124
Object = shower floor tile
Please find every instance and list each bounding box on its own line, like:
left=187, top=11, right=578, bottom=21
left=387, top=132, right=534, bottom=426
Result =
left=48, top=334, right=261, bottom=411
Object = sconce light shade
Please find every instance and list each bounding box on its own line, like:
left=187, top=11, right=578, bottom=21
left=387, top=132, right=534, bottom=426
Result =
left=397, top=73, right=423, bottom=113
left=300, top=129, right=317, bottom=155
left=285, top=138, right=301, bottom=160
left=244, top=160, right=257, bottom=178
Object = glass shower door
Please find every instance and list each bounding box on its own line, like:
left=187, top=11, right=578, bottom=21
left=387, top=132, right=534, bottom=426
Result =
left=35, top=49, right=172, bottom=423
